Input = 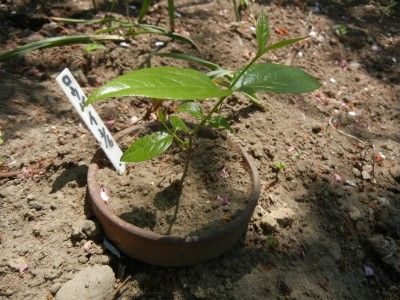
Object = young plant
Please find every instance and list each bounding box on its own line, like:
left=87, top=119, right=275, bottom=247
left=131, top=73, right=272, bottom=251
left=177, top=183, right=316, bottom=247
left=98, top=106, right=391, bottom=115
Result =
left=274, top=161, right=287, bottom=173
left=0, top=35, right=125, bottom=62
left=0, top=13, right=197, bottom=62
left=138, top=0, right=176, bottom=32
left=86, top=12, right=321, bottom=188
left=233, top=0, right=249, bottom=21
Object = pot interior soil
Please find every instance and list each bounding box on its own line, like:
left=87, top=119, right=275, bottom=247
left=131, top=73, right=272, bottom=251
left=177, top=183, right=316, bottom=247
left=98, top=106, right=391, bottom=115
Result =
left=96, top=126, right=252, bottom=236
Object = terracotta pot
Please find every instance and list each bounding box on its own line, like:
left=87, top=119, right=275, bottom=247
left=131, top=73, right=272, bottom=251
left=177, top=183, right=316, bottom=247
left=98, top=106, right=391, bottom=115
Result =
left=87, top=122, right=260, bottom=266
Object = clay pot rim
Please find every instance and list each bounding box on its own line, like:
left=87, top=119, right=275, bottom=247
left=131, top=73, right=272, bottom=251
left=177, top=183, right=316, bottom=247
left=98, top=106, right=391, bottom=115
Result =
left=87, top=122, right=260, bottom=244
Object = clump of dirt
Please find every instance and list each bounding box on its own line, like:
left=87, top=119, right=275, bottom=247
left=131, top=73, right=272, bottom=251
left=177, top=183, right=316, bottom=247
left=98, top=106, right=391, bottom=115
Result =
left=97, top=126, right=252, bottom=236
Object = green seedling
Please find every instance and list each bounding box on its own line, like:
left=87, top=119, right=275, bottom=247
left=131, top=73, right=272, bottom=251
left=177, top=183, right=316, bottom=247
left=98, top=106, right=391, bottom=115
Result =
left=138, top=0, right=152, bottom=21
left=266, top=235, right=279, bottom=249
left=138, top=0, right=176, bottom=32
left=94, top=0, right=169, bottom=25
left=0, top=131, right=3, bottom=145
left=377, top=0, right=397, bottom=22
left=87, top=12, right=321, bottom=188
left=274, top=161, right=287, bottom=173
left=233, top=0, right=249, bottom=21
left=0, top=35, right=124, bottom=62
left=0, top=14, right=197, bottom=62
left=332, top=24, right=348, bottom=37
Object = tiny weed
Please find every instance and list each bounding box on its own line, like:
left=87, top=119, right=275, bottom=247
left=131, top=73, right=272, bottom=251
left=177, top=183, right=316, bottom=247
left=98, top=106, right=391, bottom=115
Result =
left=274, top=161, right=287, bottom=172
left=266, top=235, right=279, bottom=249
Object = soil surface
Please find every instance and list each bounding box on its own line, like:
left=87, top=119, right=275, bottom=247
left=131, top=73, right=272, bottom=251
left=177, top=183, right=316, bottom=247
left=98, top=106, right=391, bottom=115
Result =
left=1, top=0, right=400, bottom=299
left=98, top=127, right=252, bottom=236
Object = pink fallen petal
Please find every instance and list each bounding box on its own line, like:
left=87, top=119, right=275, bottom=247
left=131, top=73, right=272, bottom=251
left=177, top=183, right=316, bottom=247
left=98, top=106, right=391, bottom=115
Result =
left=83, top=240, right=93, bottom=253
left=219, top=167, right=229, bottom=179
left=100, top=185, right=109, bottom=202
left=333, top=173, right=342, bottom=182
left=18, top=264, right=30, bottom=275
left=105, top=119, right=116, bottom=129
left=375, top=152, right=385, bottom=163
left=340, top=102, right=349, bottom=110
left=217, top=195, right=230, bottom=206
left=340, top=59, right=348, bottom=70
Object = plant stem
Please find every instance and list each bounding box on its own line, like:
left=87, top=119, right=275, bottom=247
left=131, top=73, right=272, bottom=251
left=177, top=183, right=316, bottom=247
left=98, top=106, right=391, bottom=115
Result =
left=229, top=54, right=259, bottom=89
left=179, top=135, right=193, bottom=187
left=178, top=94, right=228, bottom=187
left=159, top=115, right=187, bottom=147
left=190, top=96, right=226, bottom=137
left=167, top=0, right=175, bottom=32
left=177, top=51, right=262, bottom=187
left=232, top=0, right=240, bottom=21
left=178, top=52, right=262, bottom=186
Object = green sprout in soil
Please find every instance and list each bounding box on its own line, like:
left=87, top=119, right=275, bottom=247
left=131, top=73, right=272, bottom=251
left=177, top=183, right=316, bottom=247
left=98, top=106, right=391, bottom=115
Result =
left=87, top=12, right=321, bottom=189
left=273, top=161, right=287, bottom=173
left=266, top=235, right=279, bottom=249
left=332, top=24, right=348, bottom=37
left=0, top=131, right=3, bottom=145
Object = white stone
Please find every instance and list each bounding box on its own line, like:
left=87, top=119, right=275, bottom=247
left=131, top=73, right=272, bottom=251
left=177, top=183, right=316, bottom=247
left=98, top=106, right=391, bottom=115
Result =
left=55, top=265, right=115, bottom=300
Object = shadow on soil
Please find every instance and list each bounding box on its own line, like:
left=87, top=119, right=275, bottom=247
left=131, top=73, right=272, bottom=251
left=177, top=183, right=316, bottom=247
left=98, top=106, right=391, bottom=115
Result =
left=257, top=0, right=400, bottom=84
left=0, top=72, right=76, bottom=140
left=97, top=170, right=399, bottom=299
left=88, top=124, right=252, bottom=236
left=50, top=163, right=88, bottom=193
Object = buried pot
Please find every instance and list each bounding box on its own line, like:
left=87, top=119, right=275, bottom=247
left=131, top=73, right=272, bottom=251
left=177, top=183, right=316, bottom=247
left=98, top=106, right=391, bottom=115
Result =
left=87, top=122, right=260, bottom=266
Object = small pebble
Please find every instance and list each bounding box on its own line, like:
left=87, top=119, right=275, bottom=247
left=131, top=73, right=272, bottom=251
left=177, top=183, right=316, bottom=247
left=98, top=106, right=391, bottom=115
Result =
left=28, top=201, right=44, bottom=211
left=78, top=255, right=89, bottom=264
left=352, top=168, right=361, bottom=178
left=312, top=126, right=322, bottom=134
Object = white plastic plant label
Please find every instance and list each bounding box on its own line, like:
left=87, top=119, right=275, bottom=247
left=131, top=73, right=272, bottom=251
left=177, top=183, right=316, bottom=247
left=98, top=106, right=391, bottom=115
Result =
left=56, top=68, right=126, bottom=174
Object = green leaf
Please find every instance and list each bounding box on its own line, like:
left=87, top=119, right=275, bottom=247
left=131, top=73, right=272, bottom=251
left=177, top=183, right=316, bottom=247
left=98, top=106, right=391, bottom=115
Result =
left=256, top=12, right=269, bottom=54
left=0, top=35, right=124, bottom=62
left=274, top=161, right=287, bottom=171
left=208, top=116, right=232, bottom=132
left=87, top=67, right=231, bottom=104
left=152, top=52, right=221, bottom=70
left=157, top=109, right=167, bottom=123
left=84, top=42, right=106, bottom=52
left=167, top=0, right=175, bottom=32
left=177, top=102, right=203, bottom=119
left=121, top=131, right=173, bottom=162
left=133, top=24, right=199, bottom=50
left=232, top=63, right=321, bottom=95
left=50, top=16, right=104, bottom=24
left=138, top=0, right=152, bottom=21
left=0, top=131, right=3, bottom=145
left=206, top=69, right=232, bottom=79
left=170, top=115, right=190, bottom=133
left=262, top=37, right=307, bottom=54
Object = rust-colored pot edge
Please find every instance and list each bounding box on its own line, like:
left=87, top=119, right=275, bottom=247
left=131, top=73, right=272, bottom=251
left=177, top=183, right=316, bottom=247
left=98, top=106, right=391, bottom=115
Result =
left=87, top=122, right=260, bottom=266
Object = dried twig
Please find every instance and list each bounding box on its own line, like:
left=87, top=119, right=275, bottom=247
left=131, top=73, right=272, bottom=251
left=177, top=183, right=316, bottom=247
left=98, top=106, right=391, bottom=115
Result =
left=0, top=159, right=53, bottom=179
left=0, top=170, right=21, bottom=178
left=285, top=45, right=304, bottom=66
left=372, top=144, right=376, bottom=179
left=112, top=275, right=132, bottom=300
left=328, top=117, right=365, bottom=145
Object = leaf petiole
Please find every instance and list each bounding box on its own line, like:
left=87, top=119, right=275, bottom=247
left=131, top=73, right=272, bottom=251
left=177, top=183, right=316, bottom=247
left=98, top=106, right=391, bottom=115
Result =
left=157, top=108, right=189, bottom=149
